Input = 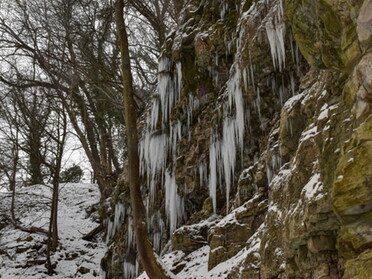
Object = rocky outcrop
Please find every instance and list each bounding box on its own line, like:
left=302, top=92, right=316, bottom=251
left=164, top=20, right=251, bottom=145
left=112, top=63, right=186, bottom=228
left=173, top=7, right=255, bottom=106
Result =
left=102, top=0, right=372, bottom=278
left=208, top=193, right=267, bottom=270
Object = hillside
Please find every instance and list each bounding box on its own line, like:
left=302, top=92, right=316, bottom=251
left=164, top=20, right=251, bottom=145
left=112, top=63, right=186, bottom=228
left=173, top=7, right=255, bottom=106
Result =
left=0, top=183, right=105, bottom=278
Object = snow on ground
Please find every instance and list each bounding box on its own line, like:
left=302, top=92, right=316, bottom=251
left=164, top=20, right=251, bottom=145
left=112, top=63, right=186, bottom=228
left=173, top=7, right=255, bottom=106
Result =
left=137, top=204, right=264, bottom=279
left=0, top=183, right=105, bottom=278
left=136, top=246, right=210, bottom=279
left=137, top=242, right=255, bottom=279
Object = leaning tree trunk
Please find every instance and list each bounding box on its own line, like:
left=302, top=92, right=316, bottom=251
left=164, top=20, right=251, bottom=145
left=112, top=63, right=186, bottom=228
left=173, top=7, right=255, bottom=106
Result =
left=115, top=1, right=174, bottom=278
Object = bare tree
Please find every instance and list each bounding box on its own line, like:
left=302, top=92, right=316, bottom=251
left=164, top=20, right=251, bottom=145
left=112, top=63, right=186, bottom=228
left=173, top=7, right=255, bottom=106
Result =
left=44, top=100, right=68, bottom=274
left=128, top=0, right=183, bottom=49
left=0, top=0, right=124, bottom=199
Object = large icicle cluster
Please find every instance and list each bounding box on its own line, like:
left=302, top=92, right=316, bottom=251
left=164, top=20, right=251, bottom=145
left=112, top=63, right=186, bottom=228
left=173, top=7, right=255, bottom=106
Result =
left=106, top=202, right=126, bottom=243
left=105, top=57, right=185, bottom=279
left=208, top=65, right=246, bottom=214
left=139, top=57, right=185, bottom=237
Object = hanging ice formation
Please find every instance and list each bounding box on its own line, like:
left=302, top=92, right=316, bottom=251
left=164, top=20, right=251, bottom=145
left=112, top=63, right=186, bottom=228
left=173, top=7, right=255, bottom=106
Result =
left=122, top=216, right=138, bottom=279
left=265, top=0, right=286, bottom=71
left=106, top=202, right=126, bottom=243
left=103, top=59, right=185, bottom=279
left=208, top=64, right=246, bottom=214
left=105, top=202, right=138, bottom=278
left=139, top=57, right=184, bottom=237
left=205, top=5, right=251, bottom=214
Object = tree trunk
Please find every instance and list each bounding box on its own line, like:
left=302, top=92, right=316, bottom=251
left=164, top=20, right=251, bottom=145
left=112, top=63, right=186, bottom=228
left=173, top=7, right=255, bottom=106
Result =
left=46, top=107, right=67, bottom=274
left=29, top=131, right=43, bottom=185
left=10, top=139, right=19, bottom=221
left=115, top=1, right=174, bottom=278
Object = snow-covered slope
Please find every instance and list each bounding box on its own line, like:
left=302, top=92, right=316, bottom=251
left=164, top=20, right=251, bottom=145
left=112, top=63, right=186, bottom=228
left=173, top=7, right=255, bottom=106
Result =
left=0, top=183, right=105, bottom=278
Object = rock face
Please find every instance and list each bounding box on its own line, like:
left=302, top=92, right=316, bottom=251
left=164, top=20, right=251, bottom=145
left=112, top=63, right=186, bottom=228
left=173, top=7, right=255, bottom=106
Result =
left=102, top=0, right=372, bottom=278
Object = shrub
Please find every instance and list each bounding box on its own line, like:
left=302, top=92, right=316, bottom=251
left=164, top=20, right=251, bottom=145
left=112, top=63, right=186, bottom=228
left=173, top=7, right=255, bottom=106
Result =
left=60, top=165, right=83, bottom=183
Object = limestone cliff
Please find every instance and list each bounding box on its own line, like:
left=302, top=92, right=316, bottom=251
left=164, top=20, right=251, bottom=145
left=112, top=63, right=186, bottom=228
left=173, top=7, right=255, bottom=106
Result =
left=101, top=0, right=372, bottom=278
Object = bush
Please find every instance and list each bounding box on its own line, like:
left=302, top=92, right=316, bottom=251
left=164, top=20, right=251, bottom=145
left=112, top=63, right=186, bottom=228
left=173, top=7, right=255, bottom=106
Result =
left=60, top=165, right=83, bottom=183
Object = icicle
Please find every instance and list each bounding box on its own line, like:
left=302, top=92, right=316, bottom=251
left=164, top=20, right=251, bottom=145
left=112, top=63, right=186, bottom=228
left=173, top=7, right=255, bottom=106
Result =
left=153, top=232, right=161, bottom=253
left=165, top=170, right=184, bottom=234
left=227, top=67, right=245, bottom=154
left=265, top=0, right=286, bottom=71
left=243, top=67, right=249, bottom=92
left=169, top=121, right=182, bottom=158
left=295, top=43, right=300, bottom=70
left=290, top=72, right=295, bottom=96
left=220, top=2, right=228, bottom=19
left=106, top=203, right=126, bottom=243
left=266, top=153, right=282, bottom=184
left=186, top=94, right=200, bottom=131
left=266, top=166, right=272, bottom=184
left=158, top=73, right=174, bottom=125
left=199, top=160, right=207, bottom=186
left=150, top=211, right=164, bottom=252
left=150, top=98, right=160, bottom=130
left=176, top=62, right=182, bottom=96
left=156, top=58, right=182, bottom=126
left=139, top=133, right=168, bottom=185
left=256, top=87, right=262, bottom=121
left=135, top=260, right=139, bottom=277
left=289, top=30, right=295, bottom=64
left=123, top=261, right=136, bottom=279
left=248, top=51, right=256, bottom=93
left=266, top=22, right=286, bottom=71
left=221, top=119, right=236, bottom=213
left=208, top=135, right=220, bottom=214
left=127, top=216, right=134, bottom=248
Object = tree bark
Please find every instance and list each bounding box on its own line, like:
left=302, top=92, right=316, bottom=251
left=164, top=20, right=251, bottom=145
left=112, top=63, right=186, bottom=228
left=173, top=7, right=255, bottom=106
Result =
left=10, top=136, right=19, bottom=221
left=115, top=1, right=174, bottom=278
